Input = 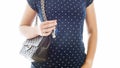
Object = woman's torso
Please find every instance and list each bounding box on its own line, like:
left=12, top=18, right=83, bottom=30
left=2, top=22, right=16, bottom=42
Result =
left=29, top=0, right=88, bottom=67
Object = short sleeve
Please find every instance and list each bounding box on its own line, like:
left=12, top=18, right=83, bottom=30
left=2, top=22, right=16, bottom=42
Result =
left=86, top=0, right=93, bottom=8
left=27, top=0, right=38, bottom=12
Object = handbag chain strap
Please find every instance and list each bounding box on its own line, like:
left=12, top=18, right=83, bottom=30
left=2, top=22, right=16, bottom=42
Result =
left=40, top=0, right=47, bottom=21
left=35, top=0, right=47, bottom=26
left=39, top=0, right=56, bottom=38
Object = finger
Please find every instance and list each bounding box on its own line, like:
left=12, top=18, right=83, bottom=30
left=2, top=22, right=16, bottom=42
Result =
left=43, top=26, right=56, bottom=33
left=42, top=31, right=52, bottom=36
left=40, top=20, right=57, bottom=27
left=44, top=20, right=57, bottom=25
left=44, top=21, right=57, bottom=28
left=42, top=20, right=57, bottom=29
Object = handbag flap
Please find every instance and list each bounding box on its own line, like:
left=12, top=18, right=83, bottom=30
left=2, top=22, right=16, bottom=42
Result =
left=23, top=36, right=43, bottom=46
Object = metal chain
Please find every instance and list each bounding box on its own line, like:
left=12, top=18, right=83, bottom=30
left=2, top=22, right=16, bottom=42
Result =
left=35, top=15, right=38, bottom=26
left=40, top=0, right=47, bottom=21
left=35, top=0, right=47, bottom=25
left=40, top=0, right=56, bottom=38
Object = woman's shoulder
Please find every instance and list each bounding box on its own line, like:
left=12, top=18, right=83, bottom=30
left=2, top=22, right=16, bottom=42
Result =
left=27, top=0, right=39, bottom=12
left=86, top=0, right=94, bottom=8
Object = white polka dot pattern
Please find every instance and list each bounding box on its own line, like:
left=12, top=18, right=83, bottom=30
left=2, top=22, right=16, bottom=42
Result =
left=27, top=0, right=93, bottom=68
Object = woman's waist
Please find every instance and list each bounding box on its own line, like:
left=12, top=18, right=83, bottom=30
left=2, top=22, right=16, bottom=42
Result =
left=51, top=35, right=84, bottom=46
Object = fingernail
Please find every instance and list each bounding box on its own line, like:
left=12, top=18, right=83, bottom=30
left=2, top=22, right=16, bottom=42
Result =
left=49, top=20, right=57, bottom=23
left=54, top=20, right=57, bottom=22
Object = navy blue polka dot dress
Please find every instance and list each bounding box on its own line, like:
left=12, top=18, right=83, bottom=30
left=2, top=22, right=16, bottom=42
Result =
left=27, top=0, right=93, bottom=68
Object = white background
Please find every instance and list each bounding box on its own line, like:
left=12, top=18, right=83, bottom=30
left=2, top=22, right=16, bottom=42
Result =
left=0, top=0, right=120, bottom=68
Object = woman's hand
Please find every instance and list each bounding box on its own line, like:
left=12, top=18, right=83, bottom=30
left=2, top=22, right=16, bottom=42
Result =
left=37, top=20, right=57, bottom=36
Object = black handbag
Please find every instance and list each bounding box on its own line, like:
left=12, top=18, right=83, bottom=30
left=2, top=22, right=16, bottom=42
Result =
left=19, top=0, right=56, bottom=62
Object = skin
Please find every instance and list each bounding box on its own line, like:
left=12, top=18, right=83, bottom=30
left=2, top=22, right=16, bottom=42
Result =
left=81, top=3, right=97, bottom=68
left=19, top=3, right=57, bottom=39
left=19, top=2, right=97, bottom=68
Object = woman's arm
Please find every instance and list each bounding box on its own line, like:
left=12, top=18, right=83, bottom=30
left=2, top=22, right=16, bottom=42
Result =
left=19, top=3, right=39, bottom=39
left=19, top=3, right=57, bottom=39
left=82, top=3, right=97, bottom=68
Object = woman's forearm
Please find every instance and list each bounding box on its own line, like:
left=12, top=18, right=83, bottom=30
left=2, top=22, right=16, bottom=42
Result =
left=85, top=30, right=97, bottom=64
left=19, top=26, right=39, bottom=39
